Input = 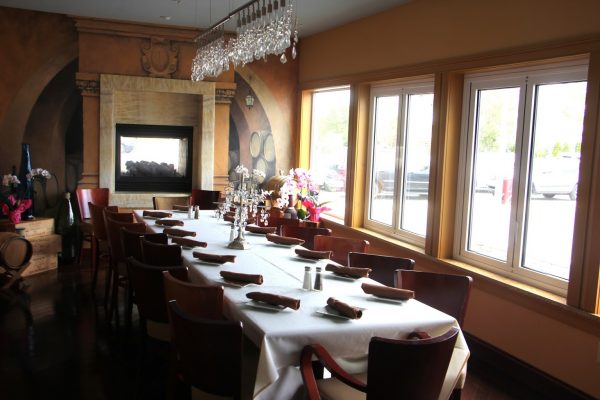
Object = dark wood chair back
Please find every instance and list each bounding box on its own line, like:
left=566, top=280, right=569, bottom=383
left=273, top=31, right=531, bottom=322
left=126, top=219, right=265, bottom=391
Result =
left=395, top=270, right=473, bottom=326
left=152, top=196, right=191, bottom=210
left=300, top=328, right=459, bottom=400
left=367, top=328, right=458, bottom=400
left=104, top=218, right=146, bottom=266
left=126, top=257, right=187, bottom=324
left=280, top=225, right=332, bottom=250
left=162, top=270, right=224, bottom=319
left=144, top=232, right=169, bottom=244
left=88, top=203, right=118, bottom=241
left=348, top=252, right=415, bottom=287
left=168, top=300, right=244, bottom=400
left=120, top=227, right=145, bottom=262
left=142, top=238, right=183, bottom=266
left=313, top=235, right=370, bottom=266
left=191, top=189, right=221, bottom=210
left=76, top=188, right=108, bottom=220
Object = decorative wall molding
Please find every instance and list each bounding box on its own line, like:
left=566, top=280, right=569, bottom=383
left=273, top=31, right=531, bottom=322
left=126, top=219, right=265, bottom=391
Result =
left=141, top=37, right=179, bottom=78
left=76, top=78, right=100, bottom=96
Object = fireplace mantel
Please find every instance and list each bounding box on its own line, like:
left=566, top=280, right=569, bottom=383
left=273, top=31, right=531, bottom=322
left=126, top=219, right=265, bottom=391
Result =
left=99, top=74, right=215, bottom=208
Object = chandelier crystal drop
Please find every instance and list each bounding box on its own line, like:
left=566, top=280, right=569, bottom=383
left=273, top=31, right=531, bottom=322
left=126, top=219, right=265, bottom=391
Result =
left=191, top=0, right=298, bottom=81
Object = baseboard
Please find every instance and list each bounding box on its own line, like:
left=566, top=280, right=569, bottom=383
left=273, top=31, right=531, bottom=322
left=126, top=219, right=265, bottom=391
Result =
left=464, top=332, right=595, bottom=400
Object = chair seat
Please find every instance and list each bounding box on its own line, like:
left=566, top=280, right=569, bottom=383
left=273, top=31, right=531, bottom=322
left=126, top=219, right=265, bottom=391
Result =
left=146, top=320, right=171, bottom=342
left=316, top=347, right=469, bottom=400
left=317, top=372, right=367, bottom=400
left=80, top=219, right=94, bottom=235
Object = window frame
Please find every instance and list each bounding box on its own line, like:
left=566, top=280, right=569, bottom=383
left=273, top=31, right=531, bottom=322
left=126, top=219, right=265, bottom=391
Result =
left=364, top=79, right=435, bottom=246
left=454, top=61, right=589, bottom=296
left=308, top=86, right=351, bottom=220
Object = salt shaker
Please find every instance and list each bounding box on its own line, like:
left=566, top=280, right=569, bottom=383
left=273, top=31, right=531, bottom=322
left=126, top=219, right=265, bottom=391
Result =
left=313, top=266, right=323, bottom=291
left=194, top=205, right=200, bottom=219
left=187, top=205, right=193, bottom=219
left=302, top=266, right=312, bottom=290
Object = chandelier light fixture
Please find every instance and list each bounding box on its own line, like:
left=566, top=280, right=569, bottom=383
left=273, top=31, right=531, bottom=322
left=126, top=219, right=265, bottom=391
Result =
left=191, top=0, right=298, bottom=81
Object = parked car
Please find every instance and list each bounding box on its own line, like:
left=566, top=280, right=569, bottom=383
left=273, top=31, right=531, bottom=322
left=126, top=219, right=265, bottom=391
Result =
left=530, top=155, right=580, bottom=200
left=375, top=166, right=430, bottom=196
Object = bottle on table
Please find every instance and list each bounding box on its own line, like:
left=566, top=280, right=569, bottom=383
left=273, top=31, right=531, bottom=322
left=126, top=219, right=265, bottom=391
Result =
left=56, top=192, right=76, bottom=264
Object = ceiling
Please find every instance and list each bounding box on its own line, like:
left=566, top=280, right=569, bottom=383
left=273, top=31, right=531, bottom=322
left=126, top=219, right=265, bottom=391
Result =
left=0, top=0, right=410, bottom=37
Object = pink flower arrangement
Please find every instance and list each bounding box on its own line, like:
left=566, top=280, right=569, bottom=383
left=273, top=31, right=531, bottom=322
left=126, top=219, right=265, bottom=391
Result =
left=1, top=174, right=32, bottom=223
left=277, top=168, right=330, bottom=221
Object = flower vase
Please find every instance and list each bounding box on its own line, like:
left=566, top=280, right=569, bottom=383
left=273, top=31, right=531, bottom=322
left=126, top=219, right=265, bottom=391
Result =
left=18, top=143, right=33, bottom=219
left=283, top=195, right=298, bottom=220
left=8, top=210, right=23, bottom=224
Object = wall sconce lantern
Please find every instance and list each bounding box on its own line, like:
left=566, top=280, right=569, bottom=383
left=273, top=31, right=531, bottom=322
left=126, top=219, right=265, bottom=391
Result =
left=245, top=90, right=255, bottom=109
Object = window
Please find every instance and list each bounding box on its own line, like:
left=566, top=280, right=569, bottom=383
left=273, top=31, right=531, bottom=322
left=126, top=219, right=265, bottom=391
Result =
left=309, top=87, right=351, bottom=219
left=455, top=62, right=588, bottom=294
left=365, top=80, right=434, bottom=245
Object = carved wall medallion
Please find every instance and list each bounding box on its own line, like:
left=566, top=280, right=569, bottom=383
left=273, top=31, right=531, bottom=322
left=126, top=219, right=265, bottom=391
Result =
left=76, top=79, right=100, bottom=95
left=141, top=37, right=179, bottom=78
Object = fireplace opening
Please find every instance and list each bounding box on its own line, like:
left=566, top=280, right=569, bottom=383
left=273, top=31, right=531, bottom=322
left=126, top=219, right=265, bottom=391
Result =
left=115, top=124, right=193, bottom=192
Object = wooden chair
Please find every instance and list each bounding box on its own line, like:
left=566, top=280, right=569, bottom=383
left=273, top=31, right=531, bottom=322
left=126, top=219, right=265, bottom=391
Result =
left=394, top=270, right=473, bottom=326
left=103, top=214, right=146, bottom=325
left=75, top=188, right=109, bottom=268
left=126, top=257, right=187, bottom=341
left=313, top=235, right=370, bottom=266
left=152, top=196, right=191, bottom=211
left=88, top=203, right=118, bottom=293
left=167, top=299, right=244, bottom=400
left=348, top=252, right=415, bottom=287
left=141, top=238, right=183, bottom=266
left=162, top=270, right=224, bottom=319
left=280, top=225, right=332, bottom=250
left=300, top=328, right=459, bottom=400
left=191, top=189, right=221, bottom=210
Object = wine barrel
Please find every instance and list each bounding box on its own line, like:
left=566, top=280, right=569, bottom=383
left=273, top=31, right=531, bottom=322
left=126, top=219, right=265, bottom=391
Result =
left=263, top=133, right=275, bottom=162
left=249, top=131, right=263, bottom=158
left=0, top=232, right=33, bottom=270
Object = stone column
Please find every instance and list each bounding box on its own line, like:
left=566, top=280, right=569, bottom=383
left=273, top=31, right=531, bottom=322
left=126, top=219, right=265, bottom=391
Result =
left=215, top=83, right=236, bottom=192
left=75, top=72, right=100, bottom=189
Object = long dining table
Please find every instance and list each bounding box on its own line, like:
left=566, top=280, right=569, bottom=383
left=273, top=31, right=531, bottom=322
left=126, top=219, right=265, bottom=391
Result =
left=137, top=209, right=470, bottom=400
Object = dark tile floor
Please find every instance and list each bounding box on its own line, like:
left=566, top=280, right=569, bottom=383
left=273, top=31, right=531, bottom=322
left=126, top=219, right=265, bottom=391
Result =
left=0, top=261, right=517, bottom=400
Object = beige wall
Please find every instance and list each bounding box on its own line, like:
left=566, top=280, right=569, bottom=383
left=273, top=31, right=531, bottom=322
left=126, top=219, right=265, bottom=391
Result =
left=300, top=0, right=600, bottom=83
left=301, top=0, right=600, bottom=397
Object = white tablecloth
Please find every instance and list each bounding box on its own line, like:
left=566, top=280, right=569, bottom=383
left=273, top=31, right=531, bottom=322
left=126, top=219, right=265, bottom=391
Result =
left=138, top=210, right=469, bottom=400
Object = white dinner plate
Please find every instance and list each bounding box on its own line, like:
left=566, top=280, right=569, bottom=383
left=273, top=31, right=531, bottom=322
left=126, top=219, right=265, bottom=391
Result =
left=324, top=272, right=360, bottom=281
left=194, top=260, right=224, bottom=266
left=366, top=295, right=409, bottom=305
left=215, top=278, right=252, bottom=288
left=242, top=300, right=286, bottom=312
left=315, top=305, right=364, bottom=320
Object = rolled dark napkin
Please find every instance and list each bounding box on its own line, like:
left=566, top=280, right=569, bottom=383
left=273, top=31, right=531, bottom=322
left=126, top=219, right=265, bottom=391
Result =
left=266, top=234, right=305, bottom=246
left=143, top=210, right=172, bottom=218
left=325, top=263, right=371, bottom=278
left=295, top=248, right=332, bottom=260
left=171, top=237, right=208, bottom=248
left=245, top=225, right=278, bottom=234
left=246, top=291, right=300, bottom=310
left=220, top=271, right=263, bottom=285
left=155, top=218, right=185, bottom=226
left=361, top=282, right=414, bottom=300
left=172, top=204, right=190, bottom=211
left=193, top=251, right=236, bottom=264
left=223, top=213, right=236, bottom=222
left=163, top=228, right=197, bottom=237
left=327, top=297, right=362, bottom=319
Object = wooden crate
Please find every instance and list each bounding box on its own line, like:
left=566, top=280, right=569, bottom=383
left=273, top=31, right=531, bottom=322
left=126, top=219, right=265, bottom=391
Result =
left=16, top=218, right=60, bottom=277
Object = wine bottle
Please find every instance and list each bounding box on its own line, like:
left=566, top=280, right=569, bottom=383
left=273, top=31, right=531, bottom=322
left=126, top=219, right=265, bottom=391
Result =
left=56, top=192, right=76, bottom=264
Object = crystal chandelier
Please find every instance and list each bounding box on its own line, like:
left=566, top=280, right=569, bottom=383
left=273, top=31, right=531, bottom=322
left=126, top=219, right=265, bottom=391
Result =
left=191, top=0, right=298, bottom=81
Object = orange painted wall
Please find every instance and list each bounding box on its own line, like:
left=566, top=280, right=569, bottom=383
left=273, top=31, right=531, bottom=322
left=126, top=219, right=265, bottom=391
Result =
left=0, top=7, right=77, bottom=174
left=301, top=0, right=600, bottom=397
left=300, top=0, right=600, bottom=83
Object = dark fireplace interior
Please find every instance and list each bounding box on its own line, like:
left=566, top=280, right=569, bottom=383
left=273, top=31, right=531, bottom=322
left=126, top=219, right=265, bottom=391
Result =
left=115, top=123, right=193, bottom=192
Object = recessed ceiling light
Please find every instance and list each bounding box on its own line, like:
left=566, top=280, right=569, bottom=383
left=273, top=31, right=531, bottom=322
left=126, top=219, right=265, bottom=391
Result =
left=160, top=16, right=172, bottom=20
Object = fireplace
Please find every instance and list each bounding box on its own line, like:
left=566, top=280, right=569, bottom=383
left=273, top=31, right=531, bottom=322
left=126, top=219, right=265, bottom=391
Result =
left=115, top=123, right=193, bottom=192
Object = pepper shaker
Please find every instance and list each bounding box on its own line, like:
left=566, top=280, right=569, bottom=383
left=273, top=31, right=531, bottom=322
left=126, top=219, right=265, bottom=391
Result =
left=194, top=205, right=200, bottom=219
left=313, top=266, right=323, bottom=291
left=302, top=266, right=312, bottom=291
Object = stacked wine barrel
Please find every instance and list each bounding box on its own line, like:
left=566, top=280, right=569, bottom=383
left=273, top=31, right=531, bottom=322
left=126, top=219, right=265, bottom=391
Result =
left=249, top=130, right=276, bottom=182
left=0, top=232, right=32, bottom=271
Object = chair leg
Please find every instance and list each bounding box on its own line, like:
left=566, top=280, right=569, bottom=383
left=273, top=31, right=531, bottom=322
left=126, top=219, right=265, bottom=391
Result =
left=104, top=258, right=113, bottom=311
left=126, top=282, right=134, bottom=331
left=91, top=237, right=99, bottom=292
left=108, top=270, right=120, bottom=326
